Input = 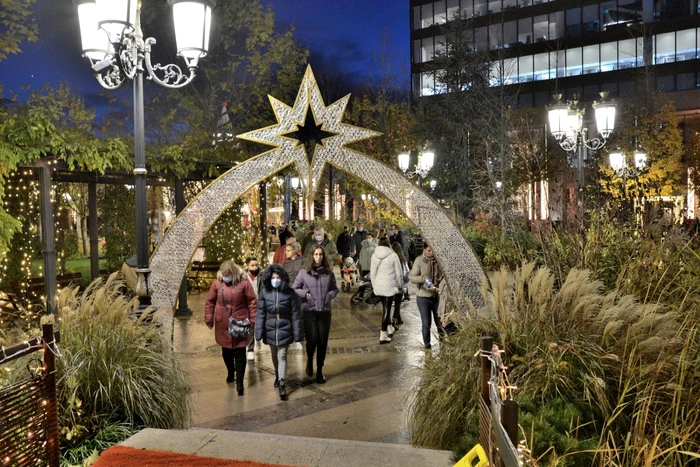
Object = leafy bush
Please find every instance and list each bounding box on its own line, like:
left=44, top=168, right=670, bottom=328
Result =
left=63, top=232, right=80, bottom=260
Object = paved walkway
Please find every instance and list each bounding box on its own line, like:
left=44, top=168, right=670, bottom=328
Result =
left=122, top=279, right=453, bottom=466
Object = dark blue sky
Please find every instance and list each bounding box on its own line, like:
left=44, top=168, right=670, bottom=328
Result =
left=0, top=0, right=410, bottom=112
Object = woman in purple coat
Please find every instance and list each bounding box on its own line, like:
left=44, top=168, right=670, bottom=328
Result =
left=292, top=246, right=339, bottom=384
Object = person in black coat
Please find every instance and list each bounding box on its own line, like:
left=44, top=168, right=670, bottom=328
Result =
left=255, top=264, right=302, bottom=400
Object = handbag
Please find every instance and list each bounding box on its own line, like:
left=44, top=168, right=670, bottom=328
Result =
left=221, top=285, right=251, bottom=339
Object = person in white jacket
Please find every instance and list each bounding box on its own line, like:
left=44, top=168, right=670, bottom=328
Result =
left=370, top=236, right=404, bottom=344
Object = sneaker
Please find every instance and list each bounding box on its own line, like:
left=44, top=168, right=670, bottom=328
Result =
left=247, top=351, right=255, bottom=361
left=387, top=324, right=395, bottom=337
left=379, top=331, right=392, bottom=344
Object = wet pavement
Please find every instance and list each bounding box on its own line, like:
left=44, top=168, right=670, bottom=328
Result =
left=174, top=280, right=442, bottom=445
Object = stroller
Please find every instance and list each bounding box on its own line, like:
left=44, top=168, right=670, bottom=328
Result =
left=350, top=273, right=382, bottom=309
left=340, top=257, right=359, bottom=292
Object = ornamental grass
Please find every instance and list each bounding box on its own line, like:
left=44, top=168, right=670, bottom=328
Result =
left=409, top=262, right=700, bottom=466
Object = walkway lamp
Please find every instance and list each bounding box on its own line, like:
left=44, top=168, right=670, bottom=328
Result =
left=75, top=0, right=215, bottom=311
left=397, top=149, right=435, bottom=185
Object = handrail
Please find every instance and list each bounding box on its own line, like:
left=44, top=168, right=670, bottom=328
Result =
left=478, top=336, right=520, bottom=467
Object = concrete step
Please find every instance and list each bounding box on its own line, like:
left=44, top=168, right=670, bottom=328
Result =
left=121, top=428, right=454, bottom=467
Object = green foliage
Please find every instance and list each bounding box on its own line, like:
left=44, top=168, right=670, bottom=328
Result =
left=0, top=0, right=38, bottom=63
left=60, top=419, right=137, bottom=467
left=63, top=232, right=80, bottom=260
left=56, top=275, right=190, bottom=460
left=411, top=261, right=700, bottom=465
left=202, top=201, right=247, bottom=263
left=99, top=185, right=136, bottom=269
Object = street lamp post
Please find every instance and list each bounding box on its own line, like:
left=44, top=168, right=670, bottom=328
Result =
left=398, top=149, right=435, bottom=185
left=547, top=93, right=616, bottom=194
left=75, top=0, right=215, bottom=311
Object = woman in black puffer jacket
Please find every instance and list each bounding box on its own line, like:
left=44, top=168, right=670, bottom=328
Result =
left=255, top=264, right=302, bottom=400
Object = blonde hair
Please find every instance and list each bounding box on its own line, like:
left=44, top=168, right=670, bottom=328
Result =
left=217, top=260, right=245, bottom=284
left=289, top=241, right=301, bottom=255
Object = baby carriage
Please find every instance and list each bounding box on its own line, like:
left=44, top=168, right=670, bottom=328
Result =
left=350, top=274, right=382, bottom=309
left=340, top=257, right=359, bottom=292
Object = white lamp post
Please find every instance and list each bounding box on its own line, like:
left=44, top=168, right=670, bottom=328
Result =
left=75, top=0, right=215, bottom=311
left=547, top=92, right=616, bottom=192
left=397, top=149, right=435, bottom=185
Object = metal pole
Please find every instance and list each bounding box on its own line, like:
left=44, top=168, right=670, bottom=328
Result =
left=39, top=165, right=57, bottom=316
left=260, top=182, right=268, bottom=257
left=134, top=66, right=152, bottom=311
left=501, top=399, right=519, bottom=447
left=174, top=178, right=192, bottom=317
left=284, top=175, right=291, bottom=225
left=42, top=322, right=59, bottom=467
left=480, top=336, right=493, bottom=404
left=577, top=140, right=584, bottom=200
left=88, top=180, right=99, bottom=281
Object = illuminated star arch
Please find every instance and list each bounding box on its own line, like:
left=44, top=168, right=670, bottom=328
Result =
left=149, top=66, right=487, bottom=310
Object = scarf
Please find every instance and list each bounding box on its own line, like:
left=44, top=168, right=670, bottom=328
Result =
left=424, top=254, right=443, bottom=289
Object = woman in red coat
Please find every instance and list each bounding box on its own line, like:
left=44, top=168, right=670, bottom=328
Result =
left=205, top=260, right=257, bottom=395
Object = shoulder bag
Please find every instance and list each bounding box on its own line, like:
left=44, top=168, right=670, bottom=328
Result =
left=222, top=285, right=251, bottom=338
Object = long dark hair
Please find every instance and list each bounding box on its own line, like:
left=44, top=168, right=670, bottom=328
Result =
left=391, top=242, right=406, bottom=263
left=304, top=246, right=331, bottom=272
left=378, top=236, right=391, bottom=248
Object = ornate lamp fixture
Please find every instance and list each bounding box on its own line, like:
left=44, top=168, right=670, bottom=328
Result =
left=75, top=0, right=215, bottom=311
left=547, top=92, right=616, bottom=153
left=398, top=149, right=435, bottom=181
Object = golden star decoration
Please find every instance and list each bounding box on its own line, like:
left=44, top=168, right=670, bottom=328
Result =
left=237, top=65, right=381, bottom=192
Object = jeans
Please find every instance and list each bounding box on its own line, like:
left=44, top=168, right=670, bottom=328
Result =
left=416, top=296, right=444, bottom=348
left=222, top=347, right=246, bottom=388
left=304, top=311, right=332, bottom=368
left=380, top=296, right=392, bottom=331
left=270, top=345, right=289, bottom=380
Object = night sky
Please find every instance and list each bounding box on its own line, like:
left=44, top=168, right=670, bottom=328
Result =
left=0, top=0, right=409, bottom=115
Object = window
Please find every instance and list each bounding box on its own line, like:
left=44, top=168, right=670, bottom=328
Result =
left=566, top=8, right=581, bottom=37
left=504, top=21, right=517, bottom=47
left=435, top=1, right=447, bottom=24
left=489, top=0, right=503, bottom=14
left=533, top=15, right=548, bottom=42
left=519, top=55, right=534, bottom=82
left=655, top=32, right=675, bottom=64
left=677, top=73, right=696, bottom=90
left=549, top=11, right=564, bottom=39
left=412, top=6, right=422, bottom=30
left=551, top=50, right=565, bottom=77
left=600, top=41, right=617, bottom=71
left=657, top=74, right=675, bottom=91
left=566, top=47, right=583, bottom=76
left=413, top=39, right=421, bottom=63
left=503, top=0, right=516, bottom=9
left=434, top=35, right=446, bottom=58
left=447, top=0, right=460, bottom=20
left=475, top=0, right=487, bottom=16
left=518, top=17, right=533, bottom=43
left=583, top=44, right=600, bottom=74
left=420, top=72, right=436, bottom=96
left=489, top=24, right=503, bottom=49
left=636, top=36, right=645, bottom=66
left=618, top=38, right=636, bottom=68
left=534, top=52, right=550, bottom=80
left=502, top=57, right=518, bottom=84
left=422, top=37, right=435, bottom=62
left=475, top=27, right=488, bottom=51
left=421, top=4, right=434, bottom=28
left=462, top=0, right=474, bottom=18
left=583, top=5, right=599, bottom=33
left=676, top=29, right=696, bottom=61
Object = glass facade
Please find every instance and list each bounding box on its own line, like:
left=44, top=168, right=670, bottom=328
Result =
left=414, top=28, right=700, bottom=96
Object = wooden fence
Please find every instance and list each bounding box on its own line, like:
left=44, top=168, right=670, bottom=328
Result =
left=0, top=323, right=60, bottom=467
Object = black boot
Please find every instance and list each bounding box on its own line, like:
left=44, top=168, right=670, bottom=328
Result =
left=279, top=379, right=288, bottom=401
left=316, top=367, right=326, bottom=384
left=234, top=350, right=246, bottom=396
left=274, top=375, right=280, bottom=388
left=222, top=348, right=235, bottom=384
left=306, top=355, right=314, bottom=377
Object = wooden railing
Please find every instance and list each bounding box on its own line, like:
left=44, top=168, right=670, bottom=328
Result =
left=478, top=336, right=520, bottom=467
left=0, top=323, right=60, bottom=467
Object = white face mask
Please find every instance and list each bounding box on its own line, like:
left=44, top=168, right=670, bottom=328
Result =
left=358, top=227, right=364, bottom=232
left=315, top=235, right=323, bottom=242
left=271, top=278, right=281, bottom=288
left=222, top=276, right=233, bottom=284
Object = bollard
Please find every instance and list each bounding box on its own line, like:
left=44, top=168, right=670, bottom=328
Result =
left=480, top=336, right=493, bottom=404
left=502, top=399, right=519, bottom=448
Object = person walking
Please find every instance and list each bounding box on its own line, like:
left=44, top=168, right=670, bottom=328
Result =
left=255, top=264, right=302, bottom=401
left=293, top=246, right=339, bottom=384
left=204, top=260, right=257, bottom=395
left=283, top=241, right=305, bottom=284
left=278, top=224, right=293, bottom=246
left=390, top=242, right=409, bottom=327
left=244, top=257, right=261, bottom=361
left=273, top=235, right=296, bottom=265
left=370, top=236, right=403, bottom=344
left=390, top=224, right=411, bottom=301
left=358, top=231, right=376, bottom=278
left=303, top=227, right=339, bottom=265
left=410, top=244, right=445, bottom=349
left=352, top=222, right=368, bottom=260
left=336, top=226, right=353, bottom=276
